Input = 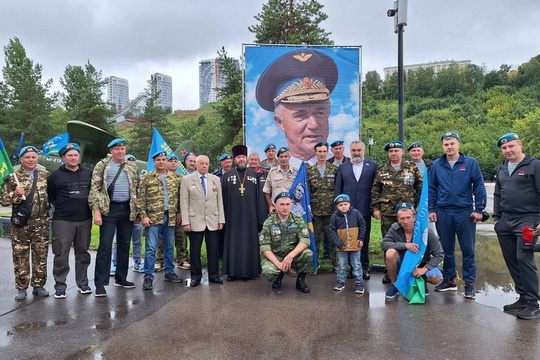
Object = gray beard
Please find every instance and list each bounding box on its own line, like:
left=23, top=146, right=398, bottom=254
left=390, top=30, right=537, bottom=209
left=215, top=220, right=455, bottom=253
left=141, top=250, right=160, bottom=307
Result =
left=237, top=164, right=246, bottom=169
left=351, top=156, right=364, bottom=164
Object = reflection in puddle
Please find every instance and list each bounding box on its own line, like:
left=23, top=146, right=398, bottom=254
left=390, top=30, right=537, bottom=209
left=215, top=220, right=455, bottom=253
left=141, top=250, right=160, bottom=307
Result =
left=368, top=292, right=387, bottom=308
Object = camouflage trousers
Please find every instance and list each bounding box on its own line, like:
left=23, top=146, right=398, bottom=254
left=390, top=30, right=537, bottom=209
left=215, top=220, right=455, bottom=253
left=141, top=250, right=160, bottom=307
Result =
left=261, top=249, right=314, bottom=282
left=313, top=215, right=336, bottom=266
left=380, top=215, right=397, bottom=238
left=156, top=225, right=189, bottom=265
left=11, top=217, right=49, bottom=290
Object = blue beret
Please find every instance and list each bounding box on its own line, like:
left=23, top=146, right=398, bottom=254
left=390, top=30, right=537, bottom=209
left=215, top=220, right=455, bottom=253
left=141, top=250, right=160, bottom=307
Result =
left=384, top=140, right=404, bottom=151
left=395, top=202, right=414, bottom=213
left=273, top=191, right=291, bottom=203
left=107, top=138, right=127, bottom=148
left=330, top=140, right=344, bottom=148
left=151, top=151, right=167, bottom=159
left=256, top=49, right=338, bottom=112
left=441, top=132, right=460, bottom=142
left=19, top=146, right=39, bottom=157
left=59, top=143, right=80, bottom=156
left=125, top=154, right=137, bottom=161
left=314, top=141, right=329, bottom=150
left=167, top=153, right=179, bottom=161
left=183, top=152, right=193, bottom=163
left=333, top=194, right=350, bottom=204
left=407, top=142, right=423, bottom=151
left=277, top=147, right=289, bottom=156
left=264, top=143, right=276, bottom=152
left=219, top=153, right=232, bottom=162
left=497, top=133, right=519, bottom=147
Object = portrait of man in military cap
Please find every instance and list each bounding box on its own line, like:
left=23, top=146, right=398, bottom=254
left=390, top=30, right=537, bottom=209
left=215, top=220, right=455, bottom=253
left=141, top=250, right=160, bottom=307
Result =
left=244, top=45, right=361, bottom=168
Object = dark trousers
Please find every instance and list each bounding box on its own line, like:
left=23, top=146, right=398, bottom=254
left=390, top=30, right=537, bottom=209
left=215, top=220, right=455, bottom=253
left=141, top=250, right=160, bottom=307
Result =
left=436, top=209, right=476, bottom=283
left=496, top=215, right=540, bottom=302
left=361, top=215, right=372, bottom=270
left=94, top=202, right=134, bottom=287
left=52, top=219, right=92, bottom=290
left=189, top=228, right=219, bottom=281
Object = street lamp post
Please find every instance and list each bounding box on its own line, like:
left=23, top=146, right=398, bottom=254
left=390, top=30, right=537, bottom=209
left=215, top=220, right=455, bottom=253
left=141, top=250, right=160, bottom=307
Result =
left=367, top=128, right=374, bottom=158
left=388, top=0, right=408, bottom=142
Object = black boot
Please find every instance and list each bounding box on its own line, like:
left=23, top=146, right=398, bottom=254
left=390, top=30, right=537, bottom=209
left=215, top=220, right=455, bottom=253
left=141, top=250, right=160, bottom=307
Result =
left=272, top=271, right=284, bottom=290
left=296, top=272, right=310, bottom=293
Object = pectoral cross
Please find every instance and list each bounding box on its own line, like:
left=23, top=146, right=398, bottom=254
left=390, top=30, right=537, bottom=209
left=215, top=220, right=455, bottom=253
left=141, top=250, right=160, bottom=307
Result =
left=239, top=183, right=245, bottom=196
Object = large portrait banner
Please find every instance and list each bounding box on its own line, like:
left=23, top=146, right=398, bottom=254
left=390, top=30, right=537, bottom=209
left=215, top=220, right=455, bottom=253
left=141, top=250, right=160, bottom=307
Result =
left=244, top=45, right=361, bottom=168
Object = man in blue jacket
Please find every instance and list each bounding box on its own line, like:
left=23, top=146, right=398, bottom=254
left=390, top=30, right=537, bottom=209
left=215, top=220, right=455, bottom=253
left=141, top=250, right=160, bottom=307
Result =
left=428, top=132, right=486, bottom=299
left=493, top=133, right=540, bottom=320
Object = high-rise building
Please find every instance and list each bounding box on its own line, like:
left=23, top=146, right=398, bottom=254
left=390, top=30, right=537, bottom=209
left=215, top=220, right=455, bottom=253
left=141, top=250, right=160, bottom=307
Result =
left=199, top=58, right=240, bottom=108
left=152, top=72, right=173, bottom=111
left=383, top=60, right=471, bottom=79
left=107, top=76, right=129, bottom=111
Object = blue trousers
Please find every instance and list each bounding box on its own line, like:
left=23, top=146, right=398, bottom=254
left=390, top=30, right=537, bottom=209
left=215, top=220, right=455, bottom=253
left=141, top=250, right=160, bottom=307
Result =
left=436, top=209, right=476, bottom=283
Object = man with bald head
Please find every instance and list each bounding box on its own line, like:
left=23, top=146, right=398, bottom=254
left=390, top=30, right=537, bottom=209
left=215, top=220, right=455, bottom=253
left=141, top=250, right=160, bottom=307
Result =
left=180, top=155, right=225, bottom=286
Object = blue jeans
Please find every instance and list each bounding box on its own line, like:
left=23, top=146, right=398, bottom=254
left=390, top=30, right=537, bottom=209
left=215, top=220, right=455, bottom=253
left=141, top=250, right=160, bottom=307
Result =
left=436, top=209, right=476, bottom=283
left=144, top=215, right=175, bottom=279
left=337, top=251, right=363, bottom=284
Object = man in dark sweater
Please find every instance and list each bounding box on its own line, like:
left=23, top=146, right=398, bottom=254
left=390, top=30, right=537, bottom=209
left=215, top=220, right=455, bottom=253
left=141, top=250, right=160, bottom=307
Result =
left=47, top=143, right=93, bottom=299
left=494, top=132, right=540, bottom=320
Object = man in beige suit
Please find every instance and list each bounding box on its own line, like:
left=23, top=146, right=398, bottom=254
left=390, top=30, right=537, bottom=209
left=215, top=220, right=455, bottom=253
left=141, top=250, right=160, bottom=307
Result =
left=180, top=155, right=225, bottom=286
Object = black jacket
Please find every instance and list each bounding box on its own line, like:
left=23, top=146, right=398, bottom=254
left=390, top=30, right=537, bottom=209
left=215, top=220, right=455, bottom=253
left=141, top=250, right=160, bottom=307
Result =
left=47, top=164, right=92, bottom=221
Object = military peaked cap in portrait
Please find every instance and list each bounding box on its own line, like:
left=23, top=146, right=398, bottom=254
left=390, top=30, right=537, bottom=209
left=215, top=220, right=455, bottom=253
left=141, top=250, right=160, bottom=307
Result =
left=19, top=146, right=39, bottom=157
left=384, top=140, right=404, bottom=152
left=440, top=131, right=460, bottom=142
left=107, top=138, right=127, bottom=148
left=256, top=48, right=339, bottom=112
left=59, top=143, right=80, bottom=157
left=497, top=133, right=519, bottom=147
left=232, top=145, right=248, bottom=158
left=407, top=142, right=423, bottom=151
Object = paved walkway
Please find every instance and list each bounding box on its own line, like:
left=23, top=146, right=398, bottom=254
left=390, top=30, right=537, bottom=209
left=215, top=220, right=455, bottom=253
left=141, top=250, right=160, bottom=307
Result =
left=0, top=235, right=539, bottom=360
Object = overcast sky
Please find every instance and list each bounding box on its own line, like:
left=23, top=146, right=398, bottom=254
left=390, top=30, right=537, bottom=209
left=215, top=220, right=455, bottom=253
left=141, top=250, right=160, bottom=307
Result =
left=1, top=0, right=538, bottom=110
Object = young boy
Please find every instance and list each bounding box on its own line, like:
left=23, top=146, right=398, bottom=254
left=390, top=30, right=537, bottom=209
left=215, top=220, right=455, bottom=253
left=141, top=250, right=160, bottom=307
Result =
left=329, top=194, right=367, bottom=294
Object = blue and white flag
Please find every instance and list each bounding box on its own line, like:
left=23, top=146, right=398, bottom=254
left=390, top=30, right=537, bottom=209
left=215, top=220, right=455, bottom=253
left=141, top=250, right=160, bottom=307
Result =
left=394, top=168, right=429, bottom=303
left=289, top=162, right=319, bottom=270
left=42, top=132, right=69, bottom=155
left=147, top=127, right=187, bottom=175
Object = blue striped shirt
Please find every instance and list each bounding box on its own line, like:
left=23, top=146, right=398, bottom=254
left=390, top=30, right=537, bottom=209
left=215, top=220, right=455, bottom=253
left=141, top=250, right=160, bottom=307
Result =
left=107, top=161, right=130, bottom=202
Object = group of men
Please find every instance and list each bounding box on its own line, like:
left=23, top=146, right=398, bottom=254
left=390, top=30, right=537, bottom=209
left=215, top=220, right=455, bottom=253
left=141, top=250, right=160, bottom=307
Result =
left=1, top=130, right=539, bottom=320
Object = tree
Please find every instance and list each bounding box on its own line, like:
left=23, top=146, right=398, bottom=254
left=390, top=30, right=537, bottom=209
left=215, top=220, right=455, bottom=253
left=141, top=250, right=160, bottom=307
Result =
left=248, top=0, right=333, bottom=45
left=405, top=67, right=435, bottom=98
left=60, top=61, right=113, bottom=130
left=363, top=70, right=383, bottom=99
left=1, top=37, right=54, bottom=151
left=382, top=72, right=398, bottom=100
left=130, top=75, right=170, bottom=159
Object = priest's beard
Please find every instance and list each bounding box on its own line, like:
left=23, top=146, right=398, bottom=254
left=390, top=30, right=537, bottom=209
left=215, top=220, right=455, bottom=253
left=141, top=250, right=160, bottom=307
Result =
left=236, top=165, right=247, bottom=170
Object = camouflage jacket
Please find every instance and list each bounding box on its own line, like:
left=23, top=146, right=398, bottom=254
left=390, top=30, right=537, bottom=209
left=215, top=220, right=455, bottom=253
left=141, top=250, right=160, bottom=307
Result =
left=259, top=213, right=310, bottom=257
left=88, top=157, right=139, bottom=220
left=1, top=167, right=49, bottom=218
left=307, top=162, right=338, bottom=216
left=371, top=160, right=422, bottom=216
left=137, top=170, right=181, bottom=226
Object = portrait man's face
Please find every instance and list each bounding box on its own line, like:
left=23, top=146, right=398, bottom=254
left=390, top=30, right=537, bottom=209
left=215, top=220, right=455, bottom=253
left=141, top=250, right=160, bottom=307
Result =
left=274, top=100, right=330, bottom=161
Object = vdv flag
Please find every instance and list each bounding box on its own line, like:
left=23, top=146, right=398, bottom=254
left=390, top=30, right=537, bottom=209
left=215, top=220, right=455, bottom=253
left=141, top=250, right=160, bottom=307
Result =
left=289, top=162, right=319, bottom=270
left=147, top=128, right=187, bottom=175
left=0, top=137, right=14, bottom=191
left=43, top=132, right=69, bottom=155
left=394, top=168, right=429, bottom=304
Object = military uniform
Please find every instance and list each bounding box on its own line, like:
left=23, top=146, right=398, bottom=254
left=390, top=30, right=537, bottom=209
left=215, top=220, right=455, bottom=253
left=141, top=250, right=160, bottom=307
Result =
left=263, top=165, right=298, bottom=203
left=260, top=159, right=277, bottom=170
left=307, top=162, right=338, bottom=261
left=371, top=161, right=422, bottom=236
left=1, top=167, right=49, bottom=290
left=259, top=213, right=314, bottom=281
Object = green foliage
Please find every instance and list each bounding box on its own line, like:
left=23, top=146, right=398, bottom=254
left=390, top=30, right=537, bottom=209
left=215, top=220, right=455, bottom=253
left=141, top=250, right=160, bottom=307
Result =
left=1, top=37, right=54, bottom=151
left=59, top=61, right=113, bottom=131
left=248, top=0, right=333, bottom=45
left=363, top=70, right=383, bottom=99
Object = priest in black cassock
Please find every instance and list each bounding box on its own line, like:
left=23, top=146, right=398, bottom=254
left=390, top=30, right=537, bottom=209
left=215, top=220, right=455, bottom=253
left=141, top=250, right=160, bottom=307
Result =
left=222, top=145, right=266, bottom=280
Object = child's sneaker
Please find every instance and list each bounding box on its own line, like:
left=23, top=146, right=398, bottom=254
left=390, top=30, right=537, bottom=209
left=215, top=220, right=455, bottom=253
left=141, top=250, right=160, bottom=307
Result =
left=354, top=282, right=364, bottom=294
left=133, top=263, right=145, bottom=273
left=333, top=282, right=345, bottom=291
